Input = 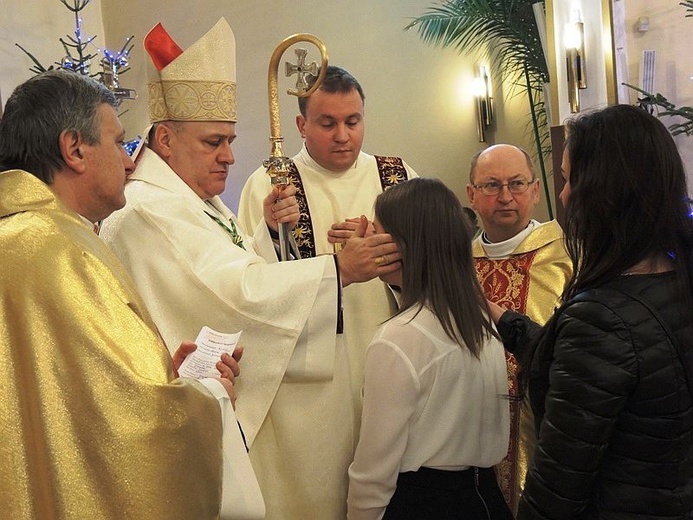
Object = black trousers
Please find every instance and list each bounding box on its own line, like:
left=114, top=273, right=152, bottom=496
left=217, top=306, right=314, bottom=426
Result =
left=383, top=466, right=514, bottom=520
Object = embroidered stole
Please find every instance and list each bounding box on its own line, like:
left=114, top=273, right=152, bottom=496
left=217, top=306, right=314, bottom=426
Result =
left=474, top=251, right=538, bottom=515
left=286, top=155, right=408, bottom=259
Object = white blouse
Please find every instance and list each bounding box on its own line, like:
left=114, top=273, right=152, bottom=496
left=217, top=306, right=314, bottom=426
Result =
left=347, top=305, right=510, bottom=520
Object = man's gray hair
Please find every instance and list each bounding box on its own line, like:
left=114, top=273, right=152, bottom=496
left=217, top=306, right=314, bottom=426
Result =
left=0, top=69, right=118, bottom=183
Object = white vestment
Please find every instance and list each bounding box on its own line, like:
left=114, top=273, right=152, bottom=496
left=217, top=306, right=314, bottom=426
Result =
left=101, top=147, right=355, bottom=519
left=239, top=145, right=417, bottom=416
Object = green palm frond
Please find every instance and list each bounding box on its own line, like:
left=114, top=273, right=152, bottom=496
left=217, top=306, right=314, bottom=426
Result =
left=626, top=85, right=693, bottom=136
left=405, top=0, right=548, bottom=82
left=682, top=1, right=693, bottom=16
left=406, top=0, right=554, bottom=217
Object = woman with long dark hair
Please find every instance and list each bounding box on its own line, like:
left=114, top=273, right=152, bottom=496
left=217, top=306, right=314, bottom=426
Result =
left=494, top=104, right=693, bottom=519
left=347, top=177, right=513, bottom=519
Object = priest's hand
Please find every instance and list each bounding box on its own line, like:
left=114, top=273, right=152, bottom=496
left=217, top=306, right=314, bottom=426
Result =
left=216, top=346, right=243, bottom=383
left=264, top=183, right=299, bottom=232
left=328, top=216, right=375, bottom=245
left=173, top=342, right=242, bottom=408
left=215, top=377, right=238, bottom=409
left=215, top=349, right=241, bottom=408
left=335, top=215, right=401, bottom=287
left=172, top=341, right=243, bottom=384
left=172, top=340, right=197, bottom=375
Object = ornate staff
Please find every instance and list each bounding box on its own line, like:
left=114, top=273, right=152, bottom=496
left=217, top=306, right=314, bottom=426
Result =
left=264, top=34, right=328, bottom=261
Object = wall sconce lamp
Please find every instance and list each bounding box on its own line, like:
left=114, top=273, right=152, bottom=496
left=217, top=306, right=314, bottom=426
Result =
left=472, top=65, right=493, bottom=142
left=565, top=11, right=587, bottom=113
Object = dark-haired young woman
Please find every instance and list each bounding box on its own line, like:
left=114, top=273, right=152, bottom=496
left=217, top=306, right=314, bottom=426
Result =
left=492, top=104, right=693, bottom=519
left=347, top=177, right=513, bottom=520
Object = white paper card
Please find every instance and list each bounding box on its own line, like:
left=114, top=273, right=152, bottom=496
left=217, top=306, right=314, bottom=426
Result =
left=178, top=326, right=242, bottom=379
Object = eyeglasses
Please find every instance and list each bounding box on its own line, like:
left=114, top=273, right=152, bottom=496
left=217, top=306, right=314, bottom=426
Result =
left=472, top=178, right=537, bottom=196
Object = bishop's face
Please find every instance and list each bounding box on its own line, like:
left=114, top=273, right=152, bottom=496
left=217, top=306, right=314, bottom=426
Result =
left=296, top=88, right=365, bottom=173
left=165, top=121, right=236, bottom=200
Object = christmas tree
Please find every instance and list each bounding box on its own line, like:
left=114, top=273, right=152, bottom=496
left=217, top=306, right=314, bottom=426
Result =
left=16, top=0, right=136, bottom=104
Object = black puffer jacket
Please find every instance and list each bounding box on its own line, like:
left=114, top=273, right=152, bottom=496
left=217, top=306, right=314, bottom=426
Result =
left=499, top=272, right=693, bottom=519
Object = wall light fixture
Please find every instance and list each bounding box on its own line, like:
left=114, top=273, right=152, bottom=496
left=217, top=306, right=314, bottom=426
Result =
left=565, top=11, right=586, bottom=113
left=472, top=65, right=493, bottom=141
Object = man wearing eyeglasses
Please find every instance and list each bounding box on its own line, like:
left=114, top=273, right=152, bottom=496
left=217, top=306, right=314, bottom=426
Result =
left=466, top=144, right=572, bottom=516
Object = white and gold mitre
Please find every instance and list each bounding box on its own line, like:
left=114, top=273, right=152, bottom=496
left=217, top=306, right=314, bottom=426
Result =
left=144, top=18, right=237, bottom=123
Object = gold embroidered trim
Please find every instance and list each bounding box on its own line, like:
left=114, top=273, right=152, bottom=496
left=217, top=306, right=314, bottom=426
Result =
left=287, top=156, right=410, bottom=259
left=148, top=80, right=237, bottom=122
left=374, top=156, right=408, bottom=189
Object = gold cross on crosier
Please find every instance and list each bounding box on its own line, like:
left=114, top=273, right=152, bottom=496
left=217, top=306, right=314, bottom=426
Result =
left=285, top=48, right=318, bottom=92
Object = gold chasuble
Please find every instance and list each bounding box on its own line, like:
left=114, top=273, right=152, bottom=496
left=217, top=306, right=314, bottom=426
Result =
left=473, top=220, right=572, bottom=514
left=0, top=170, right=224, bottom=519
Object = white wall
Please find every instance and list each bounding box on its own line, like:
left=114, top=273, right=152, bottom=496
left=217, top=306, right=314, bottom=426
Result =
left=619, top=0, right=693, bottom=184
left=3, top=2, right=690, bottom=210
left=100, top=0, right=542, bottom=213
left=1, top=1, right=573, bottom=220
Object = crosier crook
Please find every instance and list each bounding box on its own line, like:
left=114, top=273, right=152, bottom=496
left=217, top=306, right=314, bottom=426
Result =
left=263, top=34, right=328, bottom=261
